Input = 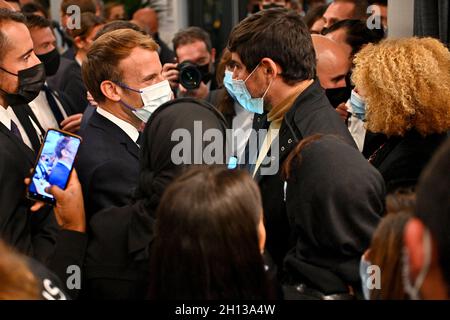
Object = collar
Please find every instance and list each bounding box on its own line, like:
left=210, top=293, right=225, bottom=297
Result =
left=96, top=106, right=140, bottom=144
left=267, top=79, right=314, bottom=123
left=0, top=104, right=11, bottom=130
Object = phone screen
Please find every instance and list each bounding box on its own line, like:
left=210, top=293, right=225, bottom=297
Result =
left=28, top=129, right=81, bottom=204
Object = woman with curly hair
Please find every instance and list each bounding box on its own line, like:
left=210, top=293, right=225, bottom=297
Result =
left=352, top=37, right=450, bottom=192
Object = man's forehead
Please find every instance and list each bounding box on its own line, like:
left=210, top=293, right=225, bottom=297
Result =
left=176, top=40, right=209, bottom=59
left=2, top=22, right=34, bottom=53
left=120, top=48, right=160, bottom=79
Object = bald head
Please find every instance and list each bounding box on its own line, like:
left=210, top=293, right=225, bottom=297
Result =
left=312, top=34, right=350, bottom=89
left=132, top=7, right=158, bottom=35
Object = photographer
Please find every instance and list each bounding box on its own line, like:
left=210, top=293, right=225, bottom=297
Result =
left=162, top=27, right=217, bottom=100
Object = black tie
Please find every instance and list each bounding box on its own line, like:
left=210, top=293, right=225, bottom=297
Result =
left=10, top=119, right=23, bottom=142
left=43, top=85, right=65, bottom=126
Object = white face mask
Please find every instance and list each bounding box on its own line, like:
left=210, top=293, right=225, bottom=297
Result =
left=402, top=229, right=432, bottom=300
left=118, top=80, right=174, bottom=123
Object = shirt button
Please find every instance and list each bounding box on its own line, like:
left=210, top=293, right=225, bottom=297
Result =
left=288, top=139, right=293, bottom=144
left=281, top=146, right=285, bottom=152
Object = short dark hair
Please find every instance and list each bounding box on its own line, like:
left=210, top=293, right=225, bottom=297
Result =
left=304, top=4, right=329, bottom=29
left=334, top=0, right=369, bottom=20
left=21, top=2, right=49, bottom=19
left=68, top=12, right=103, bottom=39
left=61, top=0, right=96, bottom=15
left=415, top=139, right=450, bottom=289
left=55, top=137, right=70, bottom=158
left=24, top=13, right=52, bottom=30
left=322, top=19, right=384, bottom=56
left=228, top=8, right=316, bottom=85
left=172, top=26, right=212, bottom=52
left=0, top=9, right=26, bottom=62
left=368, top=0, right=387, bottom=6
left=148, top=166, right=274, bottom=299
left=94, top=20, right=146, bottom=40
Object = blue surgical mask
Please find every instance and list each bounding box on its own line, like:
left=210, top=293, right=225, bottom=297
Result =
left=350, top=90, right=366, bottom=121
left=117, top=80, right=173, bottom=123
left=223, top=70, right=237, bottom=100
left=228, top=64, right=272, bottom=114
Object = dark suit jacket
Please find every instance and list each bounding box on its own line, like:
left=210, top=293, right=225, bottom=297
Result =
left=59, top=61, right=88, bottom=114
left=0, top=123, right=59, bottom=264
left=251, top=80, right=357, bottom=269
left=48, top=162, right=71, bottom=190
left=82, top=201, right=154, bottom=299
left=154, top=33, right=176, bottom=66
left=47, top=56, right=73, bottom=92
left=370, top=130, right=447, bottom=193
left=76, top=111, right=140, bottom=219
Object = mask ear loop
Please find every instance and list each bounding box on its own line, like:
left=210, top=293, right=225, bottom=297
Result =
left=0, top=66, right=18, bottom=77
left=402, top=228, right=432, bottom=300
left=113, top=81, right=144, bottom=111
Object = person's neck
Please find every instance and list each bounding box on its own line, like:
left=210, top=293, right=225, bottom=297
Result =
left=75, top=51, right=86, bottom=65
left=99, top=102, right=142, bottom=130
left=266, top=79, right=313, bottom=110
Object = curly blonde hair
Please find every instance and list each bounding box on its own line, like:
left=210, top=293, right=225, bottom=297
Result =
left=352, top=37, right=450, bottom=137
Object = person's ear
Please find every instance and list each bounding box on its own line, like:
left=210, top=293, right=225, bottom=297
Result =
left=74, top=36, right=86, bottom=50
left=100, top=80, right=122, bottom=102
left=404, top=218, right=426, bottom=281
left=260, top=58, right=279, bottom=79
left=257, top=213, right=266, bottom=254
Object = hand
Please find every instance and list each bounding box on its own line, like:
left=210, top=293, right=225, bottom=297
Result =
left=336, top=102, right=349, bottom=122
left=178, top=81, right=209, bottom=100
left=25, top=170, right=86, bottom=233
left=60, top=114, right=83, bottom=133
left=162, top=63, right=179, bottom=90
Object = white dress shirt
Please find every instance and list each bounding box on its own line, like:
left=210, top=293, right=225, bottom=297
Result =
left=0, top=104, right=43, bottom=150
left=96, top=107, right=140, bottom=145
left=29, top=89, right=68, bottom=132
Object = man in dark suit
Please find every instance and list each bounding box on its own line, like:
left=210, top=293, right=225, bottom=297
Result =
left=227, top=9, right=358, bottom=269
left=76, top=28, right=173, bottom=218
left=0, top=9, right=58, bottom=263
left=48, top=137, right=77, bottom=189
left=25, top=13, right=83, bottom=133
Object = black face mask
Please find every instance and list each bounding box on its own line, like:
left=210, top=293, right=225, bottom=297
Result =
left=198, top=63, right=212, bottom=84
left=325, top=86, right=352, bottom=109
left=0, top=63, right=46, bottom=106
left=37, top=48, right=60, bottom=77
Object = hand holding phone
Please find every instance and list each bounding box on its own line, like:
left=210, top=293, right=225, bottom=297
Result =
left=27, top=129, right=82, bottom=205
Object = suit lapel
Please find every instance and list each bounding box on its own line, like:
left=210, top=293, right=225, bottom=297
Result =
left=90, top=112, right=140, bottom=160
left=0, top=123, right=35, bottom=165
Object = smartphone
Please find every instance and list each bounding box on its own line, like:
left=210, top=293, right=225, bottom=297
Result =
left=27, top=129, right=82, bottom=205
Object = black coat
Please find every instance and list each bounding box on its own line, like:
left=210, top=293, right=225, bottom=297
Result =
left=59, top=61, right=88, bottom=114
left=0, top=123, right=58, bottom=264
left=76, top=111, right=140, bottom=219
left=82, top=201, right=154, bottom=300
left=370, top=130, right=448, bottom=193
left=252, top=80, right=357, bottom=269
left=283, top=136, right=384, bottom=297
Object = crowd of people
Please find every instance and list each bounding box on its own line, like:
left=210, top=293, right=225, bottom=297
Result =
left=0, top=0, right=449, bottom=301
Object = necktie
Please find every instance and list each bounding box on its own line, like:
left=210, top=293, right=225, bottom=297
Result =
left=10, top=119, right=23, bottom=142
left=43, top=85, right=65, bottom=126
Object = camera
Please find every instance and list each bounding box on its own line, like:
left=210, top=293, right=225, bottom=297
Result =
left=177, top=61, right=209, bottom=90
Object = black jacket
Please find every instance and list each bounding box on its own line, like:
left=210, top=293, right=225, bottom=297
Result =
left=370, top=130, right=448, bottom=193
left=59, top=61, right=88, bottom=114
left=283, top=136, right=384, bottom=297
left=0, top=123, right=58, bottom=264
left=82, top=201, right=154, bottom=299
left=76, top=111, right=140, bottom=219
left=252, top=80, right=357, bottom=269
